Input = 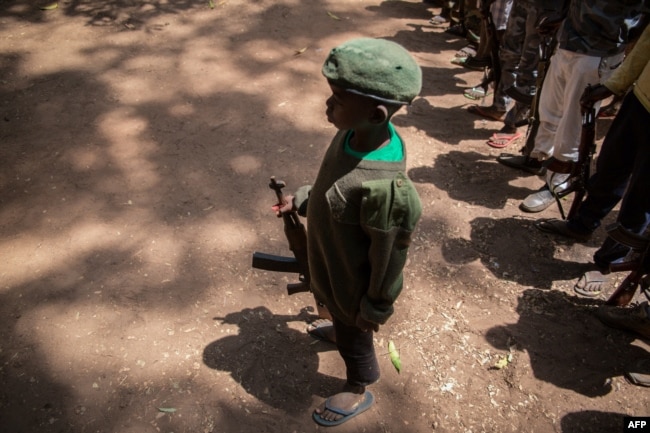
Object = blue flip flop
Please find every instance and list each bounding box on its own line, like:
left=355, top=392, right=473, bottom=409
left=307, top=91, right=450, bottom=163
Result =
left=307, top=319, right=335, bottom=344
left=312, top=391, right=375, bottom=427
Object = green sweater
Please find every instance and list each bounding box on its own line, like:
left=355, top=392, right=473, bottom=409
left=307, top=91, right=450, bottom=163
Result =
left=295, top=129, right=422, bottom=326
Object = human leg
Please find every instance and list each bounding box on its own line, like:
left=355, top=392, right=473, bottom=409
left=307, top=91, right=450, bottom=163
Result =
left=613, top=95, right=650, bottom=236
left=534, top=93, right=649, bottom=278
left=313, top=317, right=379, bottom=425
left=521, top=51, right=601, bottom=212
left=495, top=0, right=526, bottom=99
left=528, top=48, right=568, bottom=160
left=568, top=92, right=649, bottom=234
left=510, top=2, right=541, bottom=98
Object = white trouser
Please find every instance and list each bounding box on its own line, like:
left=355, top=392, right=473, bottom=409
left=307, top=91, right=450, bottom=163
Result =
left=531, top=48, right=624, bottom=189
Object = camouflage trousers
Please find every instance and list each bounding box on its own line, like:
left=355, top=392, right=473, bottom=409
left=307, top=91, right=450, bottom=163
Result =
left=494, top=0, right=542, bottom=122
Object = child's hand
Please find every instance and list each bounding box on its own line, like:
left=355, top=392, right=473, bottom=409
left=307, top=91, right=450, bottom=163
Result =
left=271, top=194, right=296, bottom=217
left=355, top=313, right=379, bottom=332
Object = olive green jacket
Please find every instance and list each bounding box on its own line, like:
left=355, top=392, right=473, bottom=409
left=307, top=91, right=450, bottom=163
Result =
left=605, top=23, right=650, bottom=114
left=295, top=129, right=422, bottom=326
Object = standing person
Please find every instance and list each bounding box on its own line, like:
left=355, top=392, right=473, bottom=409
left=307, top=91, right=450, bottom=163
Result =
left=275, top=38, right=423, bottom=426
left=534, top=23, right=650, bottom=298
left=488, top=0, right=565, bottom=148
left=498, top=0, right=648, bottom=212
left=463, top=0, right=514, bottom=100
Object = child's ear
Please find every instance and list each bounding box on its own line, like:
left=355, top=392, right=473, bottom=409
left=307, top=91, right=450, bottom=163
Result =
left=369, top=104, right=389, bottom=124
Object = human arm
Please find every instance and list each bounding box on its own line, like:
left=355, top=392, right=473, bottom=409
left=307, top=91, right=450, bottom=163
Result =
left=271, top=185, right=311, bottom=217
left=580, top=24, right=650, bottom=109
left=358, top=173, right=422, bottom=326
left=604, top=23, right=650, bottom=95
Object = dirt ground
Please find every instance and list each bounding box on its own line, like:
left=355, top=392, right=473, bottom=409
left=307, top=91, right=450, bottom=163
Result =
left=0, top=1, right=648, bottom=432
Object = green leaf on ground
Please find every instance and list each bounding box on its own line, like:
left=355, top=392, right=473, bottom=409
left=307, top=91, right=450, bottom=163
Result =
left=388, top=340, right=401, bottom=373
left=40, top=2, right=58, bottom=10
left=158, top=407, right=177, bottom=413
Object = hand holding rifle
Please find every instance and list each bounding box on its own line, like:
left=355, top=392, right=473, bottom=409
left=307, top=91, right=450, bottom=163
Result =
left=251, top=177, right=311, bottom=295
left=580, top=84, right=614, bottom=113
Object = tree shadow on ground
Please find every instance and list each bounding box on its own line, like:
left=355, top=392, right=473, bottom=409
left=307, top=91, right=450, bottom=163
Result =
left=1, top=0, right=202, bottom=25
left=486, top=288, right=649, bottom=398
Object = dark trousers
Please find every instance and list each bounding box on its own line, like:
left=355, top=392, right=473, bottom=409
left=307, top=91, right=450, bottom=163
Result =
left=333, top=317, right=380, bottom=387
left=568, top=92, right=650, bottom=267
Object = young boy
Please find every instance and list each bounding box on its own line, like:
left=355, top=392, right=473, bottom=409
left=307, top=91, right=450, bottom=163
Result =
left=276, top=38, right=423, bottom=426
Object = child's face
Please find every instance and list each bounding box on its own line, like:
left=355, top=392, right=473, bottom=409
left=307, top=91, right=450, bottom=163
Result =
left=325, top=83, right=378, bottom=130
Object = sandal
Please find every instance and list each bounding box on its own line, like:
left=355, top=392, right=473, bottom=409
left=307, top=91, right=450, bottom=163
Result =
left=467, top=105, right=506, bottom=122
left=626, top=359, right=650, bottom=387
left=454, top=45, right=477, bottom=58
left=574, top=270, right=610, bottom=298
left=307, top=319, right=336, bottom=343
left=429, top=15, right=449, bottom=27
left=487, top=132, right=522, bottom=148
left=534, top=218, right=592, bottom=241
left=450, top=56, right=468, bottom=66
left=464, top=86, right=490, bottom=100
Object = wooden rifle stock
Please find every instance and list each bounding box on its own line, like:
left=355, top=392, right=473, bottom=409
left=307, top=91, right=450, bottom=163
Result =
left=251, top=177, right=311, bottom=295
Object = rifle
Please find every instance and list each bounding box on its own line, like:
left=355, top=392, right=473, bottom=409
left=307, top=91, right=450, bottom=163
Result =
left=545, top=86, right=597, bottom=220
left=604, top=224, right=650, bottom=306
left=251, top=177, right=310, bottom=295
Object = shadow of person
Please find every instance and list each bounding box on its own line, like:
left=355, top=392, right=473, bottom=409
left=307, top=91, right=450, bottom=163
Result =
left=439, top=216, right=594, bottom=288
left=409, top=150, right=534, bottom=209
left=560, top=410, right=628, bottom=433
left=365, top=0, right=436, bottom=21
left=202, top=306, right=342, bottom=413
left=398, top=98, right=499, bottom=144
left=485, top=288, right=649, bottom=397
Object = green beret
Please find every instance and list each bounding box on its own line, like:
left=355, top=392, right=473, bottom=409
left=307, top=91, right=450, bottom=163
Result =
left=322, top=38, right=422, bottom=105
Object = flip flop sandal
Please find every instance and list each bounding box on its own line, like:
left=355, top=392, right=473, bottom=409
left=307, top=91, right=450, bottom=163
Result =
left=454, top=45, right=477, bottom=58
left=574, top=270, right=609, bottom=297
left=306, top=319, right=336, bottom=343
left=450, top=56, right=468, bottom=66
left=464, top=86, right=490, bottom=100
left=429, top=15, right=449, bottom=27
left=487, top=132, right=522, bottom=148
left=626, top=359, right=650, bottom=387
left=313, top=391, right=375, bottom=426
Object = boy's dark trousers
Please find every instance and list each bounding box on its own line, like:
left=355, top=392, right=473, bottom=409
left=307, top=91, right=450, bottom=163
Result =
left=567, top=92, right=650, bottom=267
left=333, top=317, right=380, bottom=387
